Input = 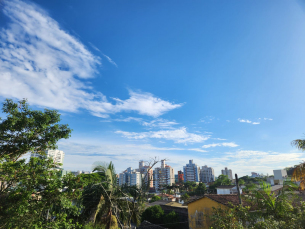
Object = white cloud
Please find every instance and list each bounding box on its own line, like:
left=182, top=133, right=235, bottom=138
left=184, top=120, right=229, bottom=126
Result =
left=58, top=139, right=305, bottom=177
left=142, top=118, right=179, bottom=129
left=102, top=54, right=118, bottom=67
left=200, top=116, right=215, bottom=123
left=116, top=127, right=209, bottom=144
left=238, top=118, right=260, bottom=125
left=0, top=0, right=181, bottom=118
left=112, top=117, right=143, bottom=123
left=238, top=119, right=252, bottom=123
left=188, top=148, right=208, bottom=153
left=264, top=118, right=273, bottom=121
left=88, top=42, right=118, bottom=67
left=202, top=142, right=239, bottom=148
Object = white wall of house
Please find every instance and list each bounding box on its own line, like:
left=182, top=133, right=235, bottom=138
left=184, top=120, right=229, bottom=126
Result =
left=217, top=188, right=231, bottom=194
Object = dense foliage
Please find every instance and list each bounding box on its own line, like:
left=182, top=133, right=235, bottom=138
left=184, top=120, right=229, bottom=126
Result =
left=150, top=195, right=162, bottom=203
left=208, top=175, right=232, bottom=192
left=141, top=205, right=184, bottom=229
left=209, top=182, right=305, bottom=229
left=0, top=99, right=82, bottom=228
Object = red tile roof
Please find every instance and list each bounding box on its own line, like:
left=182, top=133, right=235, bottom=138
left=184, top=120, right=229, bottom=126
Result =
left=216, top=185, right=236, bottom=189
left=186, top=194, right=244, bottom=207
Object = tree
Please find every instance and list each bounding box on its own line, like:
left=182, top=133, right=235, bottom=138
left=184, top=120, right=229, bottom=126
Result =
left=150, top=195, right=161, bottom=203
left=0, top=99, right=82, bottom=228
left=80, top=162, right=120, bottom=229
left=209, top=175, right=231, bottom=192
left=141, top=205, right=164, bottom=225
left=0, top=157, right=83, bottom=228
left=181, top=193, right=190, bottom=203
left=239, top=179, right=245, bottom=185
left=195, top=183, right=206, bottom=195
left=291, top=138, right=305, bottom=190
left=0, top=99, right=71, bottom=161
left=164, top=211, right=181, bottom=229
left=209, top=182, right=304, bottom=229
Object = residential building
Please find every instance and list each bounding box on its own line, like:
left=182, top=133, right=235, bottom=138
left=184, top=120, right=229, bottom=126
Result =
left=273, top=169, right=287, bottom=181
left=200, top=165, right=215, bottom=183
left=175, top=174, right=178, bottom=183
left=31, top=150, right=64, bottom=167
left=251, top=172, right=262, bottom=178
left=138, top=160, right=153, bottom=188
left=221, top=167, right=233, bottom=180
left=183, top=160, right=200, bottom=182
left=187, top=194, right=245, bottom=229
left=178, top=170, right=184, bottom=183
left=119, top=167, right=131, bottom=186
left=153, top=160, right=174, bottom=191
left=119, top=167, right=143, bottom=187
left=216, top=185, right=242, bottom=195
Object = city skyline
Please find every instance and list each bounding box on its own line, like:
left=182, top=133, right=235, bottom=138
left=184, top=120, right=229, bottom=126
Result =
left=1, top=0, right=305, bottom=176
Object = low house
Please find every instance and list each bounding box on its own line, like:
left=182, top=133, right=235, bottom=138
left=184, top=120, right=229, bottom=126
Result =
left=216, top=185, right=242, bottom=195
left=157, top=194, right=176, bottom=202
left=186, top=194, right=242, bottom=229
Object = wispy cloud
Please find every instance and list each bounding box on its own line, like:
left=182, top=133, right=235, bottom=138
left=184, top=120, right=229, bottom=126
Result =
left=142, top=118, right=179, bottom=129
left=264, top=118, right=273, bottom=121
left=188, top=148, right=208, bottom=153
left=88, top=41, right=118, bottom=67
left=202, top=142, right=239, bottom=148
left=116, top=127, right=209, bottom=144
left=0, top=0, right=181, bottom=118
left=200, top=116, right=215, bottom=123
left=58, top=139, right=305, bottom=176
left=238, top=119, right=260, bottom=125
left=102, top=53, right=118, bottom=67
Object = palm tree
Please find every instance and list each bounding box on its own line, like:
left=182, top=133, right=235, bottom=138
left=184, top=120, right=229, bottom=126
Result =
left=291, top=139, right=305, bottom=190
left=82, top=162, right=121, bottom=229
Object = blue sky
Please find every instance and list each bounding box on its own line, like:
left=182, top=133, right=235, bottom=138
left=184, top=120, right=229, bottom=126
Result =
left=1, top=0, right=305, bottom=176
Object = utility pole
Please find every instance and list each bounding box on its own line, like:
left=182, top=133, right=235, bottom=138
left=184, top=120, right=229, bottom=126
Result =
left=235, top=173, right=242, bottom=205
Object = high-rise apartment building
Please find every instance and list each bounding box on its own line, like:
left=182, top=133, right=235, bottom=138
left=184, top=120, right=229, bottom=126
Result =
left=138, top=160, right=153, bottom=188
left=178, top=170, right=184, bottom=183
left=200, top=165, right=215, bottom=183
left=119, top=167, right=143, bottom=187
left=31, top=150, right=65, bottom=167
left=221, top=167, right=233, bottom=180
left=153, top=160, right=174, bottom=191
left=183, top=160, right=200, bottom=182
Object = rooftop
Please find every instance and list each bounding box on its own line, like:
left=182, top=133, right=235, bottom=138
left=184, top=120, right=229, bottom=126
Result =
left=186, top=194, right=243, bottom=207
left=216, top=185, right=236, bottom=189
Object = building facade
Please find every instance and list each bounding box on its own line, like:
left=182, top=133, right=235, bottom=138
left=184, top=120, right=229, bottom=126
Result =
left=138, top=160, right=154, bottom=188
left=183, top=160, right=200, bottom=182
left=31, top=150, right=65, bottom=167
left=221, top=167, right=233, bottom=180
left=153, top=160, right=174, bottom=191
left=200, top=165, right=215, bottom=183
left=119, top=166, right=143, bottom=188
left=178, top=170, right=184, bottom=183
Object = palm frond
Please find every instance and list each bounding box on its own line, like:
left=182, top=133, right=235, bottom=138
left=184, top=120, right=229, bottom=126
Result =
left=291, top=139, right=305, bottom=151
left=291, top=163, right=305, bottom=181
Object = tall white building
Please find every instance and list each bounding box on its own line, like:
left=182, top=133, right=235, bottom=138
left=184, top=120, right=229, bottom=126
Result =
left=139, top=161, right=154, bottom=188
left=183, top=160, right=200, bottom=182
left=31, top=150, right=65, bottom=167
left=153, top=160, right=174, bottom=191
left=221, top=167, right=233, bottom=180
left=200, top=165, right=215, bottom=183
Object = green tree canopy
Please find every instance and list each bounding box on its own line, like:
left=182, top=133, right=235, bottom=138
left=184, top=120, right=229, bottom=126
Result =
left=150, top=195, right=162, bottom=203
left=0, top=99, right=71, bottom=161
left=0, top=99, right=83, bottom=228
left=141, top=205, right=164, bottom=225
